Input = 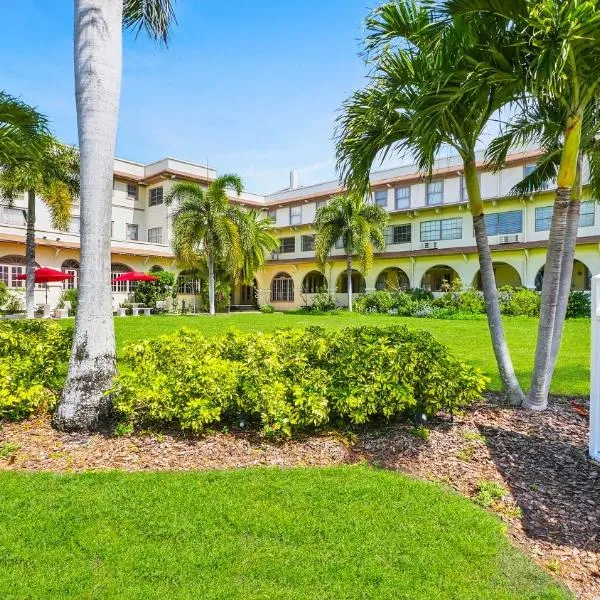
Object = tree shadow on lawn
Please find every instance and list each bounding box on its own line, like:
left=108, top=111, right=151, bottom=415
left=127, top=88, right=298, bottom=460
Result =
left=479, top=420, right=600, bottom=553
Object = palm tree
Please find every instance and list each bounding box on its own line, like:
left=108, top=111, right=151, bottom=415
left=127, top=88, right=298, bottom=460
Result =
left=336, top=1, right=527, bottom=403
left=0, top=91, right=48, bottom=167
left=314, top=193, right=387, bottom=312
left=166, top=176, right=246, bottom=315
left=54, top=0, right=176, bottom=432
left=446, top=0, right=600, bottom=409
left=0, top=137, right=79, bottom=318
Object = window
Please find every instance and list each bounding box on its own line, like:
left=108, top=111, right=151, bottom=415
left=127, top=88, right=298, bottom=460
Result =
left=267, top=209, right=277, bottom=222
left=0, top=207, right=26, bottom=226
left=524, top=163, right=549, bottom=190
left=0, top=256, right=26, bottom=288
left=69, top=217, right=80, bottom=234
left=127, top=184, right=138, bottom=200
left=271, top=273, right=294, bottom=302
left=177, top=271, right=201, bottom=294
left=301, top=234, right=315, bottom=252
left=579, top=201, right=595, bottom=227
left=420, top=218, right=462, bottom=241
left=316, top=200, right=327, bottom=211
left=149, top=187, right=164, bottom=206
left=290, top=205, right=302, bottom=225
left=61, top=259, right=79, bottom=290
left=126, top=224, right=139, bottom=241
left=484, top=210, right=523, bottom=236
left=279, top=237, right=295, bottom=253
left=111, top=264, right=131, bottom=293
left=393, top=224, right=411, bottom=244
left=426, top=180, right=443, bottom=205
left=394, top=186, right=410, bottom=210
left=374, top=190, right=388, bottom=208
left=148, top=227, right=163, bottom=244
left=535, top=206, right=553, bottom=232
left=335, top=237, right=345, bottom=249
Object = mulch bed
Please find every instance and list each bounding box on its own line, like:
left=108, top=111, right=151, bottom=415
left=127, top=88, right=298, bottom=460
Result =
left=1, top=396, right=598, bottom=599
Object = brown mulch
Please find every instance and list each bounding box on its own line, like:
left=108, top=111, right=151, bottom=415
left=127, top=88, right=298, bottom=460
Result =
left=1, top=396, right=599, bottom=599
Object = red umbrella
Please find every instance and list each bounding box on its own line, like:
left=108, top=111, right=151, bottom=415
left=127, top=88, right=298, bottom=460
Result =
left=16, top=267, right=74, bottom=304
left=111, top=271, right=158, bottom=283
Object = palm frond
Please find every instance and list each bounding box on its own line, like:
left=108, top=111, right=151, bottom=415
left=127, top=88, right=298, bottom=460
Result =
left=122, top=0, right=176, bottom=44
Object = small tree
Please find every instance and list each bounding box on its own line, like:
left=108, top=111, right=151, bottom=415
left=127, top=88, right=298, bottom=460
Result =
left=133, top=270, right=176, bottom=310
left=314, top=193, right=387, bottom=312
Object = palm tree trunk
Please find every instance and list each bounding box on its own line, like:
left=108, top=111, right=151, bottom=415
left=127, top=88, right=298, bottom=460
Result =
left=53, top=0, right=122, bottom=432
left=25, top=189, right=36, bottom=319
left=549, top=158, right=582, bottom=372
left=464, top=158, right=525, bottom=404
left=346, top=256, right=353, bottom=312
left=526, top=112, right=581, bottom=411
left=208, top=251, right=216, bottom=315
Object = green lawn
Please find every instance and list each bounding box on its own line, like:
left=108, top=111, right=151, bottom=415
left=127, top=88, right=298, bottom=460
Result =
left=0, top=466, right=569, bottom=599
left=106, top=312, right=589, bottom=396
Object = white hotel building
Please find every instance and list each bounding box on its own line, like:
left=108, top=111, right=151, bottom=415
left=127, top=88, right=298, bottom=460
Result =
left=0, top=149, right=598, bottom=311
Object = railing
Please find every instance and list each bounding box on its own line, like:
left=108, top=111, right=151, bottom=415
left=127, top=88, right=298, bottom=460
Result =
left=590, top=274, right=600, bottom=461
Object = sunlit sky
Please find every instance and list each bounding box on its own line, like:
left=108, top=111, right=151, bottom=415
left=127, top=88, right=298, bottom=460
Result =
left=1, top=1, right=416, bottom=194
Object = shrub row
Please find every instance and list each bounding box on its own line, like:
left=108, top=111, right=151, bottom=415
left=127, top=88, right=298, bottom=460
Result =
left=353, top=286, right=590, bottom=318
left=112, top=326, right=488, bottom=438
left=0, top=320, right=72, bottom=420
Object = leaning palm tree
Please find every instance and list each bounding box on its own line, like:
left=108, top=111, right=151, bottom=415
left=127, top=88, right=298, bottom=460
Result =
left=54, top=0, right=176, bottom=432
left=0, top=137, right=79, bottom=318
left=166, top=175, right=245, bottom=315
left=337, top=1, right=527, bottom=403
left=446, top=0, right=600, bottom=409
left=314, top=193, right=387, bottom=312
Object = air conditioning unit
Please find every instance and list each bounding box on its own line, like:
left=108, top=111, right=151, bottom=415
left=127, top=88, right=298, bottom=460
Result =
left=421, top=241, right=438, bottom=249
left=499, top=234, right=520, bottom=244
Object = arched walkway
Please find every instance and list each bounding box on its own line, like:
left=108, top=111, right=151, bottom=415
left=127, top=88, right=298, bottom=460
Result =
left=302, top=270, right=327, bottom=294
left=535, top=259, right=591, bottom=291
left=473, top=262, right=522, bottom=290
left=61, top=259, right=80, bottom=290
left=336, top=269, right=366, bottom=294
left=271, top=272, right=294, bottom=302
left=421, top=265, right=459, bottom=292
left=375, top=267, right=410, bottom=291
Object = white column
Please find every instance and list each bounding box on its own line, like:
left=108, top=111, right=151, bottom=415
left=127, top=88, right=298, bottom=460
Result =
left=590, top=274, right=600, bottom=461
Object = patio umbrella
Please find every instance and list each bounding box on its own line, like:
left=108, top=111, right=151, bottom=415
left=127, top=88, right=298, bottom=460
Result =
left=16, top=267, right=74, bottom=304
left=111, top=271, right=158, bottom=283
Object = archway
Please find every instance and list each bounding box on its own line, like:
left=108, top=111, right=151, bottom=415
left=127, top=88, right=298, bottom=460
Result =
left=149, top=265, right=164, bottom=272
left=61, top=259, right=79, bottom=290
left=111, top=262, right=133, bottom=293
left=271, top=272, right=294, bottom=302
left=473, top=262, right=522, bottom=290
left=176, top=269, right=202, bottom=294
left=336, top=269, right=366, bottom=294
left=375, top=267, right=410, bottom=291
left=302, top=270, right=327, bottom=294
left=421, top=265, right=460, bottom=292
left=535, top=259, right=591, bottom=291
left=0, top=255, right=39, bottom=288
left=240, top=279, right=258, bottom=306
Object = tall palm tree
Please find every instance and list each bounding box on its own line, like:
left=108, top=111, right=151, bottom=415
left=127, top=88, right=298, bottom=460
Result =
left=336, top=1, right=527, bottom=403
left=446, top=0, right=600, bottom=409
left=166, top=176, right=246, bottom=315
left=314, top=193, right=387, bottom=312
left=0, top=137, right=79, bottom=318
left=0, top=91, right=48, bottom=167
left=54, top=0, right=176, bottom=432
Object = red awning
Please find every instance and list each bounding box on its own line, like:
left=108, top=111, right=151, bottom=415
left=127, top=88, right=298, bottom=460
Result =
left=111, top=271, right=158, bottom=283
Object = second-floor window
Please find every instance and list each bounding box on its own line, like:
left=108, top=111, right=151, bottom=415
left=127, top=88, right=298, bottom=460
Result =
left=394, top=186, right=410, bottom=210
left=149, top=187, right=163, bottom=207
left=127, top=183, right=138, bottom=200
left=126, top=224, right=139, bottom=241
left=316, top=200, right=327, bottom=212
left=393, top=224, right=411, bottom=244
left=69, top=216, right=81, bottom=234
left=148, top=227, right=163, bottom=244
left=426, top=180, right=444, bottom=205
left=279, top=236, right=295, bottom=253
left=420, top=217, right=462, bottom=241
left=524, top=163, right=549, bottom=191
left=290, top=205, right=302, bottom=225
left=579, top=200, right=595, bottom=227
left=267, top=208, right=277, bottom=222
left=301, top=234, right=315, bottom=252
left=335, top=237, right=345, bottom=249
left=0, top=206, right=26, bottom=226
left=536, top=202, right=595, bottom=231
left=484, top=210, right=523, bottom=236
left=374, top=190, right=388, bottom=208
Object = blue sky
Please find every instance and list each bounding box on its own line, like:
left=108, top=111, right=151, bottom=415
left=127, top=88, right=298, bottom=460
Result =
left=0, top=1, right=395, bottom=194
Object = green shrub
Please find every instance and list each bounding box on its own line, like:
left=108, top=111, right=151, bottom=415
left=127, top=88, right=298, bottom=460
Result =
left=499, top=286, right=540, bottom=317
left=566, top=290, right=590, bottom=318
left=0, top=321, right=72, bottom=420
left=309, top=289, right=337, bottom=312
left=474, top=481, right=508, bottom=507
left=2, top=292, right=24, bottom=314
left=58, top=288, right=79, bottom=315
left=0, top=282, right=8, bottom=310
left=260, top=304, right=275, bottom=313
left=133, top=270, right=176, bottom=310
left=354, top=290, right=396, bottom=314
left=112, top=325, right=488, bottom=438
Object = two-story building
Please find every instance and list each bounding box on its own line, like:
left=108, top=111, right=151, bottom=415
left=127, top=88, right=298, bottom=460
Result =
left=0, top=148, right=597, bottom=311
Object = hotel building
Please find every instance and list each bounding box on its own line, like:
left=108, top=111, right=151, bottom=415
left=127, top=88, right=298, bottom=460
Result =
left=0, top=148, right=597, bottom=311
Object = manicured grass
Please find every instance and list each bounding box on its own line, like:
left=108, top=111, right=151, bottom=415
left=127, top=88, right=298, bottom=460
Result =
left=0, top=466, right=569, bottom=599
left=106, top=313, right=589, bottom=396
